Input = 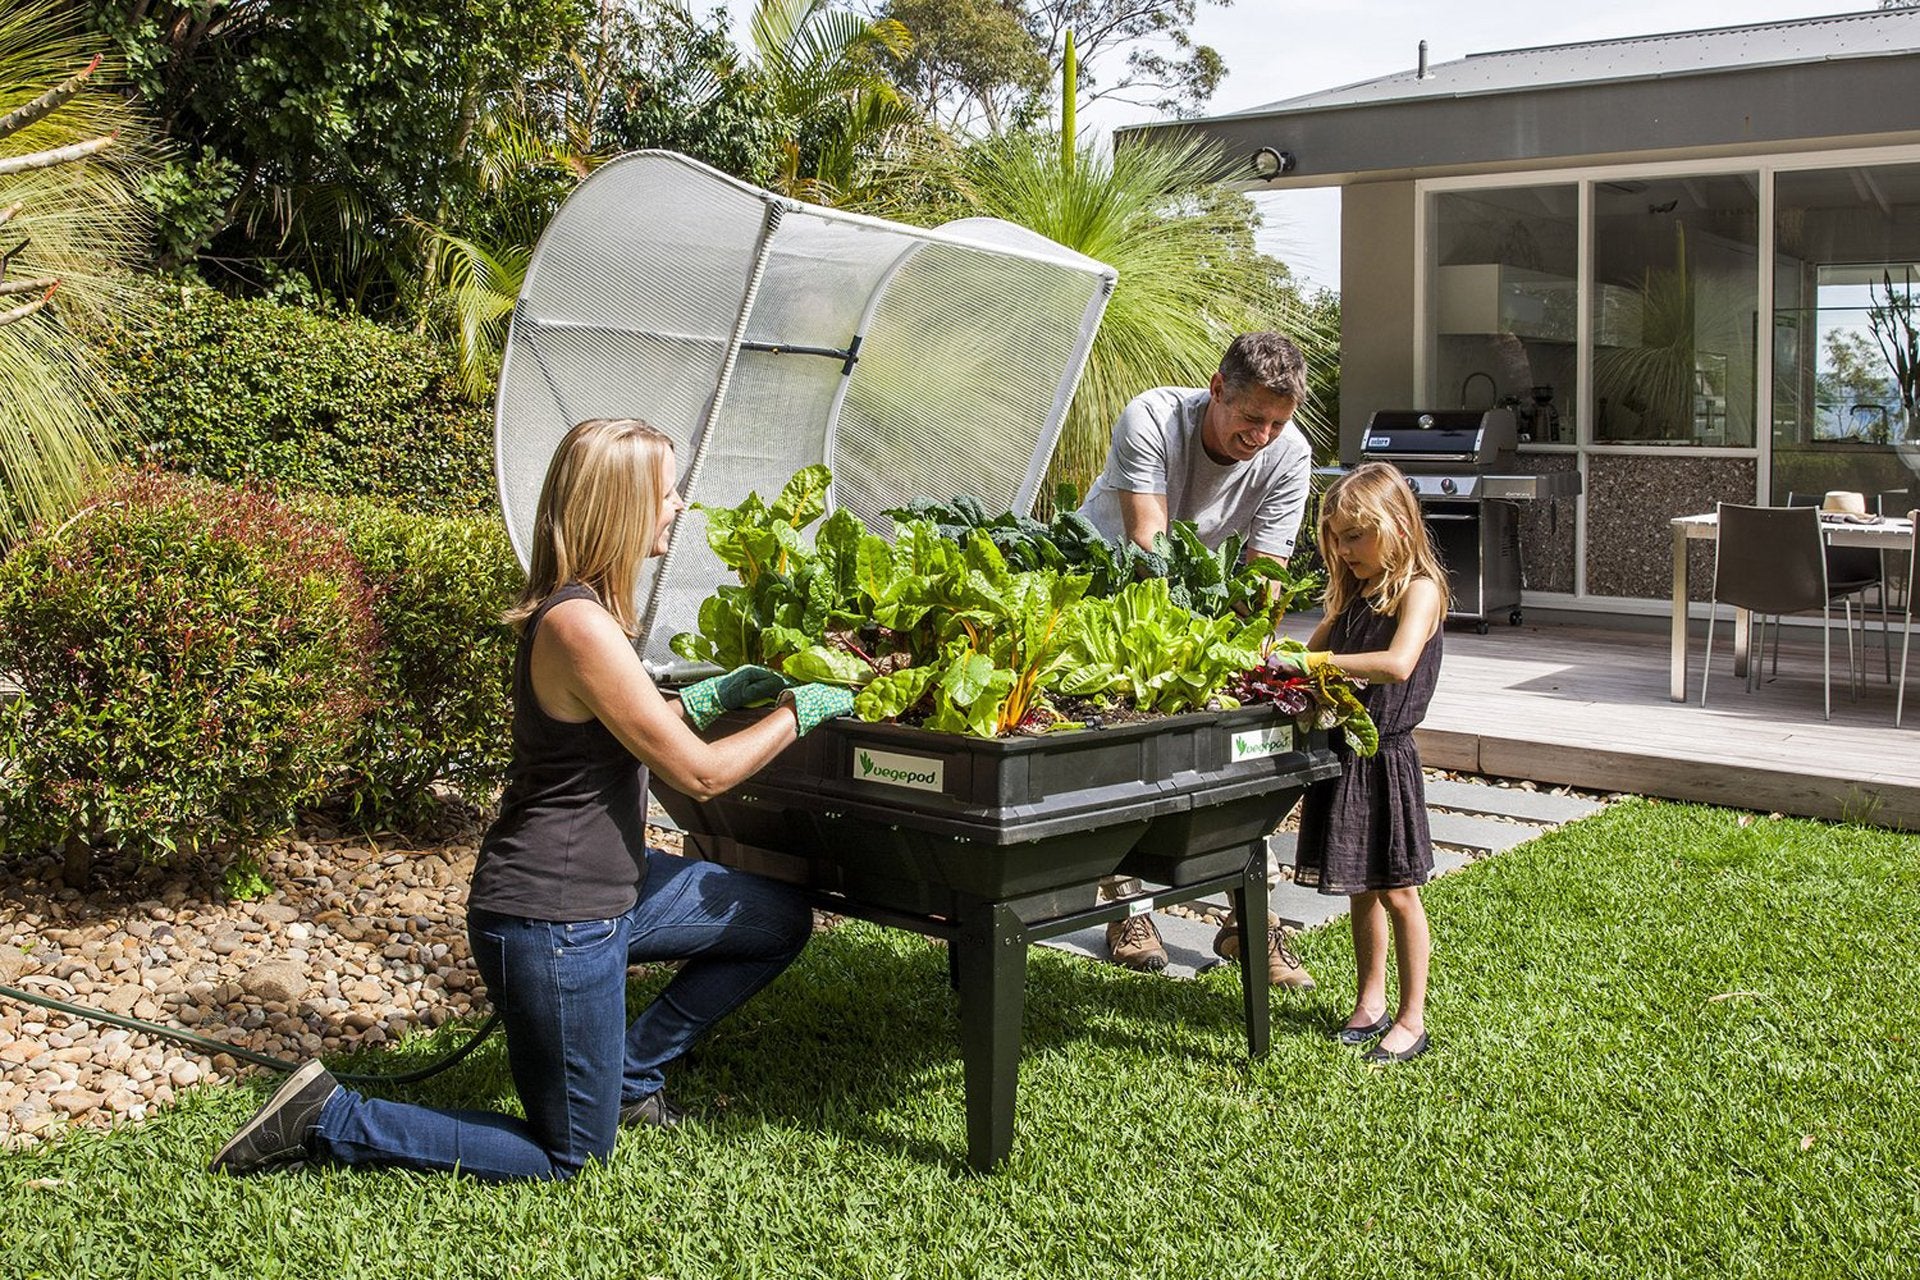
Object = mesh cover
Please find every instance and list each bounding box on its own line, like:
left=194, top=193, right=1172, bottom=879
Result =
left=496, top=152, right=1115, bottom=666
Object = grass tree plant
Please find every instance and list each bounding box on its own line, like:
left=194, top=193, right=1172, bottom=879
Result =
left=954, top=128, right=1336, bottom=506
left=0, top=2, right=149, bottom=544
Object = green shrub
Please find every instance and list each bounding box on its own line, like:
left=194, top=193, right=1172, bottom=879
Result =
left=0, top=470, right=379, bottom=862
left=318, top=497, right=521, bottom=822
left=97, top=284, right=497, bottom=514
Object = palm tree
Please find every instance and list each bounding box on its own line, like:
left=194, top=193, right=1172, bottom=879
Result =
left=953, top=129, right=1338, bottom=503
left=746, top=0, right=915, bottom=202
left=0, top=3, right=149, bottom=545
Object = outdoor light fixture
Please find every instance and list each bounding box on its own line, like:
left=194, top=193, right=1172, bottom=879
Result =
left=1250, top=146, right=1296, bottom=179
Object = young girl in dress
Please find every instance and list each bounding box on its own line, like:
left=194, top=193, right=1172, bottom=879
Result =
left=1286, top=462, right=1446, bottom=1063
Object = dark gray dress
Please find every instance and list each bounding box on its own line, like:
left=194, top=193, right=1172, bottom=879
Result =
left=1294, top=591, right=1443, bottom=896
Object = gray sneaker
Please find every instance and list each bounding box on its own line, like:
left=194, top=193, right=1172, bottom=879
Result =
left=209, top=1059, right=339, bottom=1175
left=619, top=1090, right=687, bottom=1129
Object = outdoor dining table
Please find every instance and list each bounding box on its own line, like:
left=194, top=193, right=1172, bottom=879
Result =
left=1668, top=510, right=1916, bottom=701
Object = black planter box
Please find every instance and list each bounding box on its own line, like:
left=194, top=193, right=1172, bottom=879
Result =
left=651, top=703, right=1340, bottom=1171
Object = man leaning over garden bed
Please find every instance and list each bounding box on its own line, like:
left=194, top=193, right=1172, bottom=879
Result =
left=1077, top=331, right=1317, bottom=985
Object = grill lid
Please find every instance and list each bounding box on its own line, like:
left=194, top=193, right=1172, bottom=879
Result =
left=1360, top=408, right=1517, bottom=469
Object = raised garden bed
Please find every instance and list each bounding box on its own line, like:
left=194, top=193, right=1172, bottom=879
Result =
left=651, top=703, right=1340, bottom=1171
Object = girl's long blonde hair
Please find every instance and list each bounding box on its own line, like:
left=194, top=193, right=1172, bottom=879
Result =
left=1316, top=461, right=1449, bottom=621
left=504, top=418, right=675, bottom=636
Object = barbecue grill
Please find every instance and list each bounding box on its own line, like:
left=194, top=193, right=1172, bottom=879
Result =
left=1349, top=408, right=1581, bottom=632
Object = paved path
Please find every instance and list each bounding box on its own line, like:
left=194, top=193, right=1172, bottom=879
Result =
left=1039, top=775, right=1607, bottom=978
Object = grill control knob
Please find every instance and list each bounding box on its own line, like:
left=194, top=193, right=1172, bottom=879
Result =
left=1440, top=476, right=1457, bottom=495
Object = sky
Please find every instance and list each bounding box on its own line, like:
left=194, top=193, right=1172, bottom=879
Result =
left=1086, top=1, right=1882, bottom=290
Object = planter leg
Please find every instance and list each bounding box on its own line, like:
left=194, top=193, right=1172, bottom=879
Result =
left=953, top=900, right=1026, bottom=1172
left=1234, top=846, right=1271, bottom=1059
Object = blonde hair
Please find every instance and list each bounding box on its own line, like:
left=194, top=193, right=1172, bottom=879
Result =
left=1316, top=461, right=1449, bottom=621
left=504, top=418, right=675, bottom=636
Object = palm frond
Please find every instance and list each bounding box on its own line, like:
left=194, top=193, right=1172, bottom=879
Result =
left=0, top=0, right=152, bottom=544
left=418, top=224, right=530, bottom=402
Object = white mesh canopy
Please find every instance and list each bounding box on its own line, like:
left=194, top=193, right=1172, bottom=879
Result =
left=495, top=151, right=1115, bottom=669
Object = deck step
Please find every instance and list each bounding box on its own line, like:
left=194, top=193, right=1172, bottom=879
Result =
left=1424, top=777, right=1603, bottom=824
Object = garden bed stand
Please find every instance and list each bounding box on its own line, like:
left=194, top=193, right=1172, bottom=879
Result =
left=651, top=706, right=1339, bottom=1172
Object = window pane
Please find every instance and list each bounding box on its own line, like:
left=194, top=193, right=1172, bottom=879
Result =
left=1591, top=174, right=1758, bottom=447
left=1429, top=186, right=1577, bottom=444
left=1772, top=163, right=1920, bottom=512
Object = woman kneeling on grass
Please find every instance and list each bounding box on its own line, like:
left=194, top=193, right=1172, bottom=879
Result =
left=211, top=417, right=853, bottom=1181
left=1281, top=461, right=1445, bottom=1064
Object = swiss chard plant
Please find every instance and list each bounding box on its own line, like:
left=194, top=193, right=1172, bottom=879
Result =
left=1056, top=578, right=1270, bottom=715
left=1225, top=642, right=1381, bottom=756
left=671, top=468, right=1372, bottom=743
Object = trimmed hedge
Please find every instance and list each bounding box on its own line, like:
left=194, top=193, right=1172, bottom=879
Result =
left=0, top=471, right=379, bottom=861
left=0, top=477, right=527, bottom=864
left=320, top=496, right=520, bottom=823
left=98, top=285, right=498, bottom=515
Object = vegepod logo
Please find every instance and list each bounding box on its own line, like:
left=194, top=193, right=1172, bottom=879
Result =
left=1231, top=726, right=1294, bottom=761
left=854, top=747, right=945, bottom=794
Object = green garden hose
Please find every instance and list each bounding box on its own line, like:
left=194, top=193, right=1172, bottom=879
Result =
left=0, top=981, right=497, bottom=1086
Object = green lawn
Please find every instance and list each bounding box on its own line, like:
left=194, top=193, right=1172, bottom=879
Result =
left=4, top=799, right=1918, bottom=1279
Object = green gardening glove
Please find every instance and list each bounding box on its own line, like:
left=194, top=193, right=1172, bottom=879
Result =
left=780, top=683, right=855, bottom=735
left=678, top=665, right=790, bottom=730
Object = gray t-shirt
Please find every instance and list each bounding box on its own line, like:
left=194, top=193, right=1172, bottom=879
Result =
left=1077, top=386, right=1312, bottom=558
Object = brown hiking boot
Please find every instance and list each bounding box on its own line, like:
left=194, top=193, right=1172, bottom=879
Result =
left=1213, top=912, right=1316, bottom=990
left=1105, top=913, right=1168, bottom=972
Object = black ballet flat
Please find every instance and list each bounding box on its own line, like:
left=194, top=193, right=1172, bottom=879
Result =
left=1363, top=1031, right=1430, bottom=1064
left=1332, top=1013, right=1393, bottom=1046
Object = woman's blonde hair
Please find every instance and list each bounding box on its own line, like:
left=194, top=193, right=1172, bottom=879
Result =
left=504, top=418, right=675, bottom=636
left=1316, top=461, right=1449, bottom=621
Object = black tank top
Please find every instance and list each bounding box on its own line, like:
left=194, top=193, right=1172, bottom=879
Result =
left=468, top=583, right=649, bottom=921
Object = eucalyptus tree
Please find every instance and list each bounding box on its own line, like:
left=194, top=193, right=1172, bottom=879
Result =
left=0, top=2, right=149, bottom=544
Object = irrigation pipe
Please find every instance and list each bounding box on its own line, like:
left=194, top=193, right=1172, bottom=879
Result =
left=0, top=982, right=497, bottom=1086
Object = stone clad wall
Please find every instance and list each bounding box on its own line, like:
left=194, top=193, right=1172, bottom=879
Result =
left=1584, top=455, right=1756, bottom=601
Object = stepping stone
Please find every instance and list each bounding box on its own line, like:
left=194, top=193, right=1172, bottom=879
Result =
left=1424, top=778, right=1603, bottom=824
left=1427, top=810, right=1546, bottom=855
left=1044, top=909, right=1225, bottom=980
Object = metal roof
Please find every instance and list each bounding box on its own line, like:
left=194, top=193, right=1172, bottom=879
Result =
left=1239, top=9, right=1920, bottom=117
left=1123, top=8, right=1920, bottom=185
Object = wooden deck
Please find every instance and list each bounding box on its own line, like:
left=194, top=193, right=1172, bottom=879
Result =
left=1282, top=611, right=1919, bottom=830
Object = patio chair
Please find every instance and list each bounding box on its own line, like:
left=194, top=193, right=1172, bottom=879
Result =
left=1879, top=489, right=1914, bottom=620
left=1704, top=503, right=1843, bottom=720
left=1899, top=508, right=1917, bottom=729
left=1778, top=492, right=1883, bottom=683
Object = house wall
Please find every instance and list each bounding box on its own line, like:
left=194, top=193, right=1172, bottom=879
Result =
left=1337, top=181, right=1417, bottom=464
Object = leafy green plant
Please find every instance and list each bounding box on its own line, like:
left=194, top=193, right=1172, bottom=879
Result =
left=1224, top=642, right=1380, bottom=756
left=674, top=466, right=1321, bottom=738
left=0, top=470, right=379, bottom=871
left=95, top=283, right=497, bottom=514
left=219, top=849, right=274, bottom=902
left=1058, top=578, right=1269, bottom=715
left=887, top=489, right=1324, bottom=624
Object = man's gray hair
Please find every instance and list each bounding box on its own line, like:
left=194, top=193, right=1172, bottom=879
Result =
left=1217, top=332, right=1309, bottom=403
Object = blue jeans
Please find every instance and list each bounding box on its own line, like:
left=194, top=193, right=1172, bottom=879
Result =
left=311, top=850, right=811, bottom=1181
